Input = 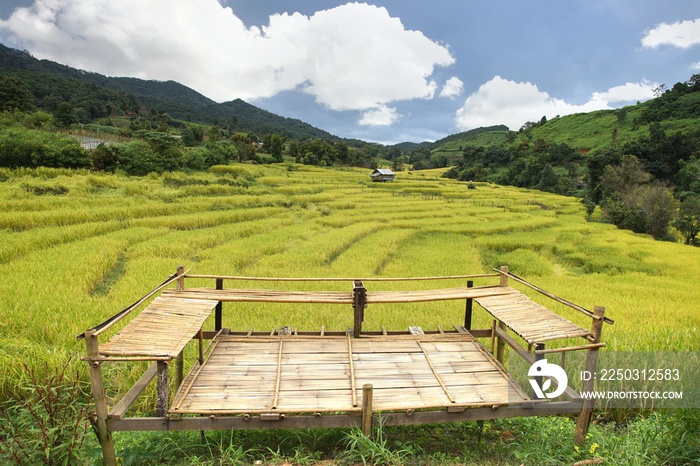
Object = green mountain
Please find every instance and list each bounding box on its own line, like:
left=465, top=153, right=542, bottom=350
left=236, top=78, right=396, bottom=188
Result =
left=0, top=43, right=339, bottom=141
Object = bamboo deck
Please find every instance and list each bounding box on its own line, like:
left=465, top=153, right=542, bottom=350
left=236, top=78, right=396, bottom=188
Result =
left=476, top=288, right=591, bottom=344
left=170, top=332, right=529, bottom=416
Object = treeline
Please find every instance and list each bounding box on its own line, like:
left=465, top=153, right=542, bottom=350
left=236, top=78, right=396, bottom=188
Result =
left=0, top=107, right=380, bottom=176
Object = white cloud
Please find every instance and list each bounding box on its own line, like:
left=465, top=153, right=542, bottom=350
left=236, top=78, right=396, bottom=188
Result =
left=642, top=18, right=700, bottom=48
left=455, top=76, right=656, bottom=131
left=692, top=61, right=700, bottom=71
left=439, top=77, right=464, bottom=99
left=0, top=0, right=454, bottom=120
left=358, top=104, right=401, bottom=126
left=590, top=81, right=656, bottom=104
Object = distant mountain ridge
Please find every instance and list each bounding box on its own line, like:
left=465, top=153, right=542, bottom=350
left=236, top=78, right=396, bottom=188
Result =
left=0, top=43, right=341, bottom=141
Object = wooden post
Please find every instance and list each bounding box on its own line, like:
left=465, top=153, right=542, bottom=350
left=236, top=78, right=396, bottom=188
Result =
left=499, top=265, right=509, bottom=287
left=156, top=361, right=169, bottom=417
left=84, top=331, right=117, bottom=466
left=496, top=321, right=506, bottom=363
left=353, top=281, right=366, bottom=338
left=575, top=306, right=606, bottom=445
left=464, top=280, right=474, bottom=330
left=533, top=343, right=545, bottom=397
left=175, top=351, right=184, bottom=388
left=215, top=278, right=223, bottom=331
left=490, top=320, right=497, bottom=354
left=198, top=328, right=204, bottom=365
left=361, top=384, right=374, bottom=435
left=176, top=265, right=185, bottom=290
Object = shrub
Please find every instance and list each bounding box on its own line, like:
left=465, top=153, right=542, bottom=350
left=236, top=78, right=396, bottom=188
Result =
left=0, top=127, right=90, bottom=169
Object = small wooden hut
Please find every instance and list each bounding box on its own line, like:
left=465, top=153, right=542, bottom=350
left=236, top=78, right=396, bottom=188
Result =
left=370, top=168, right=395, bottom=182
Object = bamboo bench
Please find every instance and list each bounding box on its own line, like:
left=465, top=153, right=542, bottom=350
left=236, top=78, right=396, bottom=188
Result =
left=475, top=287, right=592, bottom=346
left=99, top=296, right=218, bottom=358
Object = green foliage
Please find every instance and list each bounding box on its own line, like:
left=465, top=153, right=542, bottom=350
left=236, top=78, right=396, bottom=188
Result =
left=599, top=155, right=677, bottom=239
left=0, top=75, right=36, bottom=112
left=674, top=196, right=700, bottom=245
left=0, top=126, right=90, bottom=168
left=0, top=358, right=92, bottom=465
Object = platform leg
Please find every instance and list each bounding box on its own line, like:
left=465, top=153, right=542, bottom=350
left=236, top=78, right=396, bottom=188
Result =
left=496, top=321, right=506, bottom=363
left=85, top=331, right=117, bottom=466
left=156, top=361, right=169, bottom=417
left=176, top=351, right=184, bottom=388
left=575, top=306, right=605, bottom=445
left=361, top=384, right=374, bottom=435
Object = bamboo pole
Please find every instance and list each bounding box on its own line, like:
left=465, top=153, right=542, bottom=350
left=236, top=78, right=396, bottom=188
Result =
left=361, top=384, right=374, bottom=435
left=575, top=306, right=606, bottom=445
left=184, top=273, right=500, bottom=282
left=84, top=331, right=117, bottom=466
left=496, top=321, right=506, bottom=363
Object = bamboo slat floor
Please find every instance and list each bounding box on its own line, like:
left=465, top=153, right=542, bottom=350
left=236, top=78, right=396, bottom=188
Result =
left=99, top=297, right=218, bottom=358
left=475, top=288, right=591, bottom=344
left=169, top=333, right=529, bottom=415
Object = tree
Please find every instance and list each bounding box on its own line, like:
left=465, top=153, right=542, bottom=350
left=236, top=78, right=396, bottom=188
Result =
left=599, top=155, right=676, bottom=239
left=674, top=196, right=700, bottom=245
left=268, top=133, right=286, bottom=162
left=287, top=140, right=300, bottom=159
left=0, top=76, right=35, bottom=112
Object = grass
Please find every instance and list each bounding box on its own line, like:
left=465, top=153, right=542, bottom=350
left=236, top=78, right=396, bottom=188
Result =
left=0, top=163, right=698, bottom=463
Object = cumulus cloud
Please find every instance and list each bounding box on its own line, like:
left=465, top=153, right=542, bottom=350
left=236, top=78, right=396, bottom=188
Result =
left=590, top=81, right=656, bottom=104
left=358, top=104, right=401, bottom=126
left=439, top=77, right=464, bottom=99
left=0, top=0, right=455, bottom=125
left=455, top=76, right=656, bottom=131
left=642, top=18, right=700, bottom=48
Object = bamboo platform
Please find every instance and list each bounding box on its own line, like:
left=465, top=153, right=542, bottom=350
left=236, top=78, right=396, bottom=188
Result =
left=82, top=266, right=612, bottom=466
left=170, top=332, right=528, bottom=416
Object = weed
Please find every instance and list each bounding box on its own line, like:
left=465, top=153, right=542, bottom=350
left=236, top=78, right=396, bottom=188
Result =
left=0, top=358, right=92, bottom=465
left=339, top=419, right=418, bottom=465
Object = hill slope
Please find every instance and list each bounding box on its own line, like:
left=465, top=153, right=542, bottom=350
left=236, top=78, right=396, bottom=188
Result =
left=0, top=43, right=339, bottom=140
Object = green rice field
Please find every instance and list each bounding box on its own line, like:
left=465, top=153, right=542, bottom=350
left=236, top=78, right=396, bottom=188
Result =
left=2, top=164, right=699, bottom=387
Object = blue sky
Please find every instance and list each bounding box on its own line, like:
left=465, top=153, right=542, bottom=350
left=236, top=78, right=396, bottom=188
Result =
left=2, top=1, right=700, bottom=144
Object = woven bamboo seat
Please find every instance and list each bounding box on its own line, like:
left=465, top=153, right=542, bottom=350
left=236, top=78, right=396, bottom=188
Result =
left=476, top=287, right=591, bottom=344
left=100, top=296, right=218, bottom=358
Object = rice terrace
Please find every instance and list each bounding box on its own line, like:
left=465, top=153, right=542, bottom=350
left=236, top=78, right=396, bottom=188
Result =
left=1, top=164, right=699, bottom=464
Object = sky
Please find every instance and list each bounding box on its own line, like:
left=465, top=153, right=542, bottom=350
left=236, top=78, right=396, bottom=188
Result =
left=1, top=1, right=700, bottom=144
